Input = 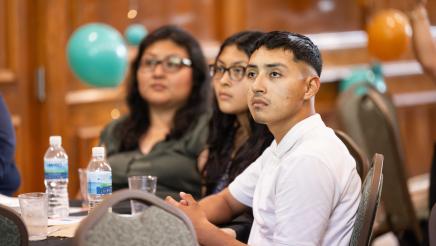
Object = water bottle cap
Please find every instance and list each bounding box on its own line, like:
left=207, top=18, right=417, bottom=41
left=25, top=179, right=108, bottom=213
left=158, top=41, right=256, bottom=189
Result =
left=92, top=147, right=105, bottom=157
left=49, top=136, right=62, bottom=146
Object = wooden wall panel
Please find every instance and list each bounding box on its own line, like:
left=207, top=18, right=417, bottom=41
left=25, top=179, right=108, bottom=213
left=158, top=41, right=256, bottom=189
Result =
left=72, top=126, right=102, bottom=197
left=0, top=0, right=7, bottom=67
left=387, top=75, right=436, bottom=178
left=397, top=105, right=436, bottom=177
left=0, top=0, right=37, bottom=195
left=66, top=0, right=218, bottom=90
left=245, top=0, right=362, bottom=33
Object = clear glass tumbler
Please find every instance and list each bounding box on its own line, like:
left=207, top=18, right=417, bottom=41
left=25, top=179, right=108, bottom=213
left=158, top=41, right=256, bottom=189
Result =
left=128, top=175, right=157, bottom=214
left=18, top=192, right=48, bottom=241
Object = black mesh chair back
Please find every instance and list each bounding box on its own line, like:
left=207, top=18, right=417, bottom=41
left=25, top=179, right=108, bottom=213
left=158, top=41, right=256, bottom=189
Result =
left=334, top=129, right=369, bottom=180
left=337, top=83, right=422, bottom=243
left=429, top=203, right=436, bottom=246
left=349, top=153, right=384, bottom=246
left=0, top=203, right=29, bottom=246
left=73, top=189, right=198, bottom=246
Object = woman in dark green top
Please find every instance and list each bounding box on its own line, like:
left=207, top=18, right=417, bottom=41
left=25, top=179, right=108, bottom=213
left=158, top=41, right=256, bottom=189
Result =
left=100, top=25, right=210, bottom=200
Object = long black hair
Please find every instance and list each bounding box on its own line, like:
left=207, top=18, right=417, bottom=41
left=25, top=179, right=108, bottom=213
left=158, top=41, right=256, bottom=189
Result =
left=203, top=31, right=273, bottom=195
left=116, top=25, right=210, bottom=151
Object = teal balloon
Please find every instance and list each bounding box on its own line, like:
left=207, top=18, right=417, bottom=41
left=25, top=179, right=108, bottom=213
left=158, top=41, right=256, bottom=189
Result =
left=339, top=63, right=386, bottom=94
left=67, top=23, right=128, bottom=87
left=371, top=63, right=387, bottom=93
left=124, top=24, right=147, bottom=46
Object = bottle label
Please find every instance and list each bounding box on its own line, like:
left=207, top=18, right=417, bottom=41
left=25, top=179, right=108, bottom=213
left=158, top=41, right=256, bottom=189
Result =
left=88, top=171, right=112, bottom=195
left=44, top=158, right=68, bottom=179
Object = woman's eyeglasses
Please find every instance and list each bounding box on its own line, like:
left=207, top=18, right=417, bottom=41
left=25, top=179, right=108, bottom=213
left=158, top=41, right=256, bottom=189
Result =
left=209, top=64, right=246, bottom=82
left=139, top=55, right=192, bottom=73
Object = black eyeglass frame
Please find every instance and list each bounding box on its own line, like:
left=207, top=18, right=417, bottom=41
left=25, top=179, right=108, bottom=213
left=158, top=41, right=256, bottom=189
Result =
left=209, top=64, right=247, bottom=82
left=139, top=55, right=192, bottom=73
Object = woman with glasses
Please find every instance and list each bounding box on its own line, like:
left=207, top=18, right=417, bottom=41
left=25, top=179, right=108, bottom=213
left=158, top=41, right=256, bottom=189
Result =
left=198, top=31, right=273, bottom=243
left=100, top=25, right=210, bottom=200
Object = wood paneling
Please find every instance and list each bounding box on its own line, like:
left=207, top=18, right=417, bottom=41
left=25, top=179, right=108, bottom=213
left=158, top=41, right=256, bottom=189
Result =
left=0, top=0, right=7, bottom=68
left=397, top=105, right=436, bottom=177
left=246, top=0, right=362, bottom=33
left=0, top=0, right=37, bottom=195
left=71, top=125, right=103, bottom=196
left=0, top=69, right=15, bottom=84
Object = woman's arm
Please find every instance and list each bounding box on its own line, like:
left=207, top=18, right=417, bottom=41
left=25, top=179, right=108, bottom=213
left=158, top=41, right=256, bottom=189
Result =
left=409, top=2, right=436, bottom=80
left=197, top=148, right=209, bottom=197
left=0, top=96, right=20, bottom=195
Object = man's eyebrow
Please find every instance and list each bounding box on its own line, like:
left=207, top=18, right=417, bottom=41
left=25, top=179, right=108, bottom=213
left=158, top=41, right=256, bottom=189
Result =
left=265, top=63, right=287, bottom=69
left=247, top=63, right=287, bottom=69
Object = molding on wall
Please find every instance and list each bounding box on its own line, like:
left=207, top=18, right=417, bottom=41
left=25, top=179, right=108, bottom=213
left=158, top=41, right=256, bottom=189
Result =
left=0, top=69, right=16, bottom=84
left=321, top=60, right=424, bottom=83
left=393, top=90, right=436, bottom=107
left=307, top=26, right=436, bottom=51
left=65, top=87, right=124, bottom=106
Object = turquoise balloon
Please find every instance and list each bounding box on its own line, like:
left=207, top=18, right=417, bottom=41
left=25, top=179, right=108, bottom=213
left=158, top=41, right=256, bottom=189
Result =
left=370, top=63, right=387, bottom=93
left=67, top=23, right=128, bottom=87
left=339, top=63, right=386, bottom=94
left=124, top=24, right=147, bottom=46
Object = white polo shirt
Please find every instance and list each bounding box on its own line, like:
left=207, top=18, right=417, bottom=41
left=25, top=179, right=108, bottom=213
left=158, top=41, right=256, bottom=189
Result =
left=229, top=114, right=361, bottom=246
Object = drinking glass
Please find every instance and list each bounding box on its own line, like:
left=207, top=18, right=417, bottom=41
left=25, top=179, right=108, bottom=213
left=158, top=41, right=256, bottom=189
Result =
left=128, top=175, right=157, bottom=214
left=18, top=192, right=48, bottom=241
left=78, top=168, right=88, bottom=208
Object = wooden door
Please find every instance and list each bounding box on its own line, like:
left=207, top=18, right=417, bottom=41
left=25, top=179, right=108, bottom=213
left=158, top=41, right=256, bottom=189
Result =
left=0, top=0, right=39, bottom=194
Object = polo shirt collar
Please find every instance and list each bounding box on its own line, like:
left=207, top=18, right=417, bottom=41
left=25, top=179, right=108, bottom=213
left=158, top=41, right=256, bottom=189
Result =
left=271, top=114, right=324, bottom=159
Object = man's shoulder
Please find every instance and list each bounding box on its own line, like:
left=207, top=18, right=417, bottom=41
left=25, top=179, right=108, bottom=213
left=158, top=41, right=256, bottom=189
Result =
left=295, top=126, right=344, bottom=154
left=283, top=127, right=355, bottom=173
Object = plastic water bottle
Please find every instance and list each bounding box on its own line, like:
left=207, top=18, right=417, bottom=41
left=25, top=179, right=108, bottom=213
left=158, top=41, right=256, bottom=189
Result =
left=44, top=136, right=69, bottom=218
left=87, top=147, right=112, bottom=212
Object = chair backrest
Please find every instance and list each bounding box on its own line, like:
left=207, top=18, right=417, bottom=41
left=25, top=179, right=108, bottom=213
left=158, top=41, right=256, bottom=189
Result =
left=349, top=153, right=384, bottom=246
left=73, top=189, right=198, bottom=246
left=334, top=129, right=369, bottom=180
left=0, top=204, right=29, bottom=246
left=337, top=83, right=422, bottom=242
left=337, top=82, right=371, bottom=155
left=429, top=203, right=436, bottom=246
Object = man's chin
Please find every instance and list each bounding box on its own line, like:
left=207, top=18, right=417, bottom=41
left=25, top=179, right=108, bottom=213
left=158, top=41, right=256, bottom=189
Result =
left=252, top=115, right=268, bottom=124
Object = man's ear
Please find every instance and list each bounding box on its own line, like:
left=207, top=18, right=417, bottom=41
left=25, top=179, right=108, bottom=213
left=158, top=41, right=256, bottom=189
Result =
left=303, top=76, right=320, bottom=100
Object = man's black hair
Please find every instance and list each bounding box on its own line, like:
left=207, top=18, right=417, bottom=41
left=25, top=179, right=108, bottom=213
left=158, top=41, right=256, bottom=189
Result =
left=252, top=31, right=322, bottom=76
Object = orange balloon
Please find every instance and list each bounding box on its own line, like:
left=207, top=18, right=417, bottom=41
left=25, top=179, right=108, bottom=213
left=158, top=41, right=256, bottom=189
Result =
left=367, top=9, right=411, bottom=61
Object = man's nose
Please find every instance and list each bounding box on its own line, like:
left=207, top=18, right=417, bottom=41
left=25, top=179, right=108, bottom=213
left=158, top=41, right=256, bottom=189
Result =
left=250, top=75, right=266, bottom=94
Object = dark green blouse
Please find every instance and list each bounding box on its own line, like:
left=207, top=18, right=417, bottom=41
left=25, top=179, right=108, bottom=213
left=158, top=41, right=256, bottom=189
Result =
left=99, top=114, right=209, bottom=200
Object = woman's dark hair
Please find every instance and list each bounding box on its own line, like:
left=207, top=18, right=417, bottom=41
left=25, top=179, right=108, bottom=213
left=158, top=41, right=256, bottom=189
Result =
left=116, top=25, right=210, bottom=151
left=203, top=31, right=273, bottom=195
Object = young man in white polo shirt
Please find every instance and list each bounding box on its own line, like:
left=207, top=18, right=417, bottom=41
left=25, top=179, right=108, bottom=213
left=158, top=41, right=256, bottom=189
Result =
left=166, top=31, right=361, bottom=246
